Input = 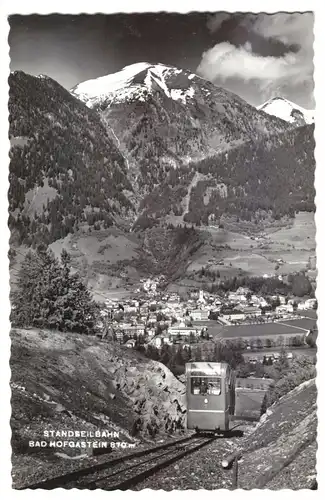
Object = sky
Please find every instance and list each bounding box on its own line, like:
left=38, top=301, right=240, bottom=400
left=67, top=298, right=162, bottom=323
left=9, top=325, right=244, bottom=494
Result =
left=8, top=12, right=314, bottom=108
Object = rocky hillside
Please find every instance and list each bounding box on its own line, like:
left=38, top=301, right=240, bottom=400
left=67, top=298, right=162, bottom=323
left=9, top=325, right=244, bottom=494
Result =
left=10, top=328, right=186, bottom=486
left=236, top=378, right=317, bottom=489
left=8, top=71, right=135, bottom=247
left=125, top=378, right=317, bottom=491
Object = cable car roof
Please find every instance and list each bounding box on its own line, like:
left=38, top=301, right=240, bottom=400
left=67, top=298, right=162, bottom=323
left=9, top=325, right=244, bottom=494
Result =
left=186, top=362, right=229, bottom=376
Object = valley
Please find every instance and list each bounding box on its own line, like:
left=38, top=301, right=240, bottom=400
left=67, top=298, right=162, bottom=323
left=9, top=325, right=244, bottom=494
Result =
left=9, top=211, right=315, bottom=302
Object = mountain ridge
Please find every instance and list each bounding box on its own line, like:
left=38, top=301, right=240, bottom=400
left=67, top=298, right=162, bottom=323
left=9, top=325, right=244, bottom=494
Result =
left=71, top=63, right=295, bottom=209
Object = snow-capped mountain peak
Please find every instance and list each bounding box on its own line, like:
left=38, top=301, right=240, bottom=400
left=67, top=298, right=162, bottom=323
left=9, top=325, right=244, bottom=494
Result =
left=257, top=97, right=314, bottom=125
left=71, top=62, right=197, bottom=107
left=72, top=62, right=152, bottom=98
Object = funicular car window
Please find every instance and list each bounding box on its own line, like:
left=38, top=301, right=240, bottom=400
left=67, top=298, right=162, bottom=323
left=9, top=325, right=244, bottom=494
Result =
left=191, top=377, right=221, bottom=395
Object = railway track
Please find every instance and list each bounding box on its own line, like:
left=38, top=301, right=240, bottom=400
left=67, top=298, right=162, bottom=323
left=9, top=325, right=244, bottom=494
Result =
left=20, top=434, right=216, bottom=490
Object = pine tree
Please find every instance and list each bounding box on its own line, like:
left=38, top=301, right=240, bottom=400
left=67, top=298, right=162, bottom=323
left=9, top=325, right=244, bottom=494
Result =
left=31, top=245, right=63, bottom=328
left=11, top=246, right=98, bottom=334
left=276, top=347, right=290, bottom=374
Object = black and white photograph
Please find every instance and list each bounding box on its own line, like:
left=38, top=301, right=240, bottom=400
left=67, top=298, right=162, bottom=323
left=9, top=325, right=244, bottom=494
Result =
left=5, top=4, right=319, bottom=492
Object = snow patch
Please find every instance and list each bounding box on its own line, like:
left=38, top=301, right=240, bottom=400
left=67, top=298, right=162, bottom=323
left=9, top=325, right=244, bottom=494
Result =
left=170, top=89, right=186, bottom=104
left=170, top=86, right=195, bottom=104
left=73, top=62, right=151, bottom=98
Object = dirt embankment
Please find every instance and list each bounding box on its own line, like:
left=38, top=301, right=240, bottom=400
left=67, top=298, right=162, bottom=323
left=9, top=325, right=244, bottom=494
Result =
left=236, top=378, right=317, bottom=489
left=10, top=328, right=186, bottom=486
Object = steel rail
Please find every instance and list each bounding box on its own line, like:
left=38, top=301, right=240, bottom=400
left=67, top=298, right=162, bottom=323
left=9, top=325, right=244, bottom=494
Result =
left=88, top=436, right=216, bottom=490
left=17, top=434, right=201, bottom=490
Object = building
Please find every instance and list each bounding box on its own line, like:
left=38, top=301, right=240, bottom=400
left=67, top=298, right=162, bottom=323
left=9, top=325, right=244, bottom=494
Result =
left=124, top=305, right=138, bottom=313
left=168, top=325, right=200, bottom=338
left=190, top=309, right=210, bottom=321
left=243, top=306, right=262, bottom=316
left=276, top=304, right=294, bottom=314
left=224, top=313, right=246, bottom=322
left=150, top=336, right=172, bottom=348
left=298, top=299, right=317, bottom=311
left=120, top=324, right=146, bottom=337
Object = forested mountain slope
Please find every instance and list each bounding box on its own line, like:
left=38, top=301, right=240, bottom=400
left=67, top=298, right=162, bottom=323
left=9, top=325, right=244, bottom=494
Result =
left=9, top=71, right=134, bottom=246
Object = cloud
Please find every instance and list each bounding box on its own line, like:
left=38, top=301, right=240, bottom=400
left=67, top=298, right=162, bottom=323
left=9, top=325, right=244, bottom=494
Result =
left=197, top=42, right=302, bottom=82
left=197, top=13, right=314, bottom=108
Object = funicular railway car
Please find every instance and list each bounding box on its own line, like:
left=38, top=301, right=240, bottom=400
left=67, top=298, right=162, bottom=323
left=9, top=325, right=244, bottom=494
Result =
left=185, top=362, right=236, bottom=434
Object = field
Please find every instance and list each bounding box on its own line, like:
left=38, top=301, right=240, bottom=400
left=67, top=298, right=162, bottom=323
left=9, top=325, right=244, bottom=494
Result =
left=184, top=211, right=316, bottom=281
left=49, top=227, right=141, bottom=300
left=10, top=226, right=141, bottom=299
left=295, top=310, right=317, bottom=320
left=213, top=321, right=310, bottom=340
left=278, top=318, right=316, bottom=330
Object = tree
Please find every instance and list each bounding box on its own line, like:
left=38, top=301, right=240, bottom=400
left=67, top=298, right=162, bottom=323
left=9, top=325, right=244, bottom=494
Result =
left=181, top=346, right=191, bottom=364
left=256, top=338, right=263, bottom=350
left=160, top=344, right=172, bottom=365
left=147, top=345, right=160, bottom=361
left=236, top=362, right=251, bottom=378
left=194, top=346, right=202, bottom=361
left=265, top=337, right=274, bottom=348
left=11, top=247, right=98, bottom=334
left=189, top=332, right=196, bottom=344
left=276, top=348, right=290, bottom=373
left=292, top=335, right=303, bottom=347
left=291, top=273, right=312, bottom=297
left=11, top=245, right=62, bottom=328
left=306, top=328, right=317, bottom=348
